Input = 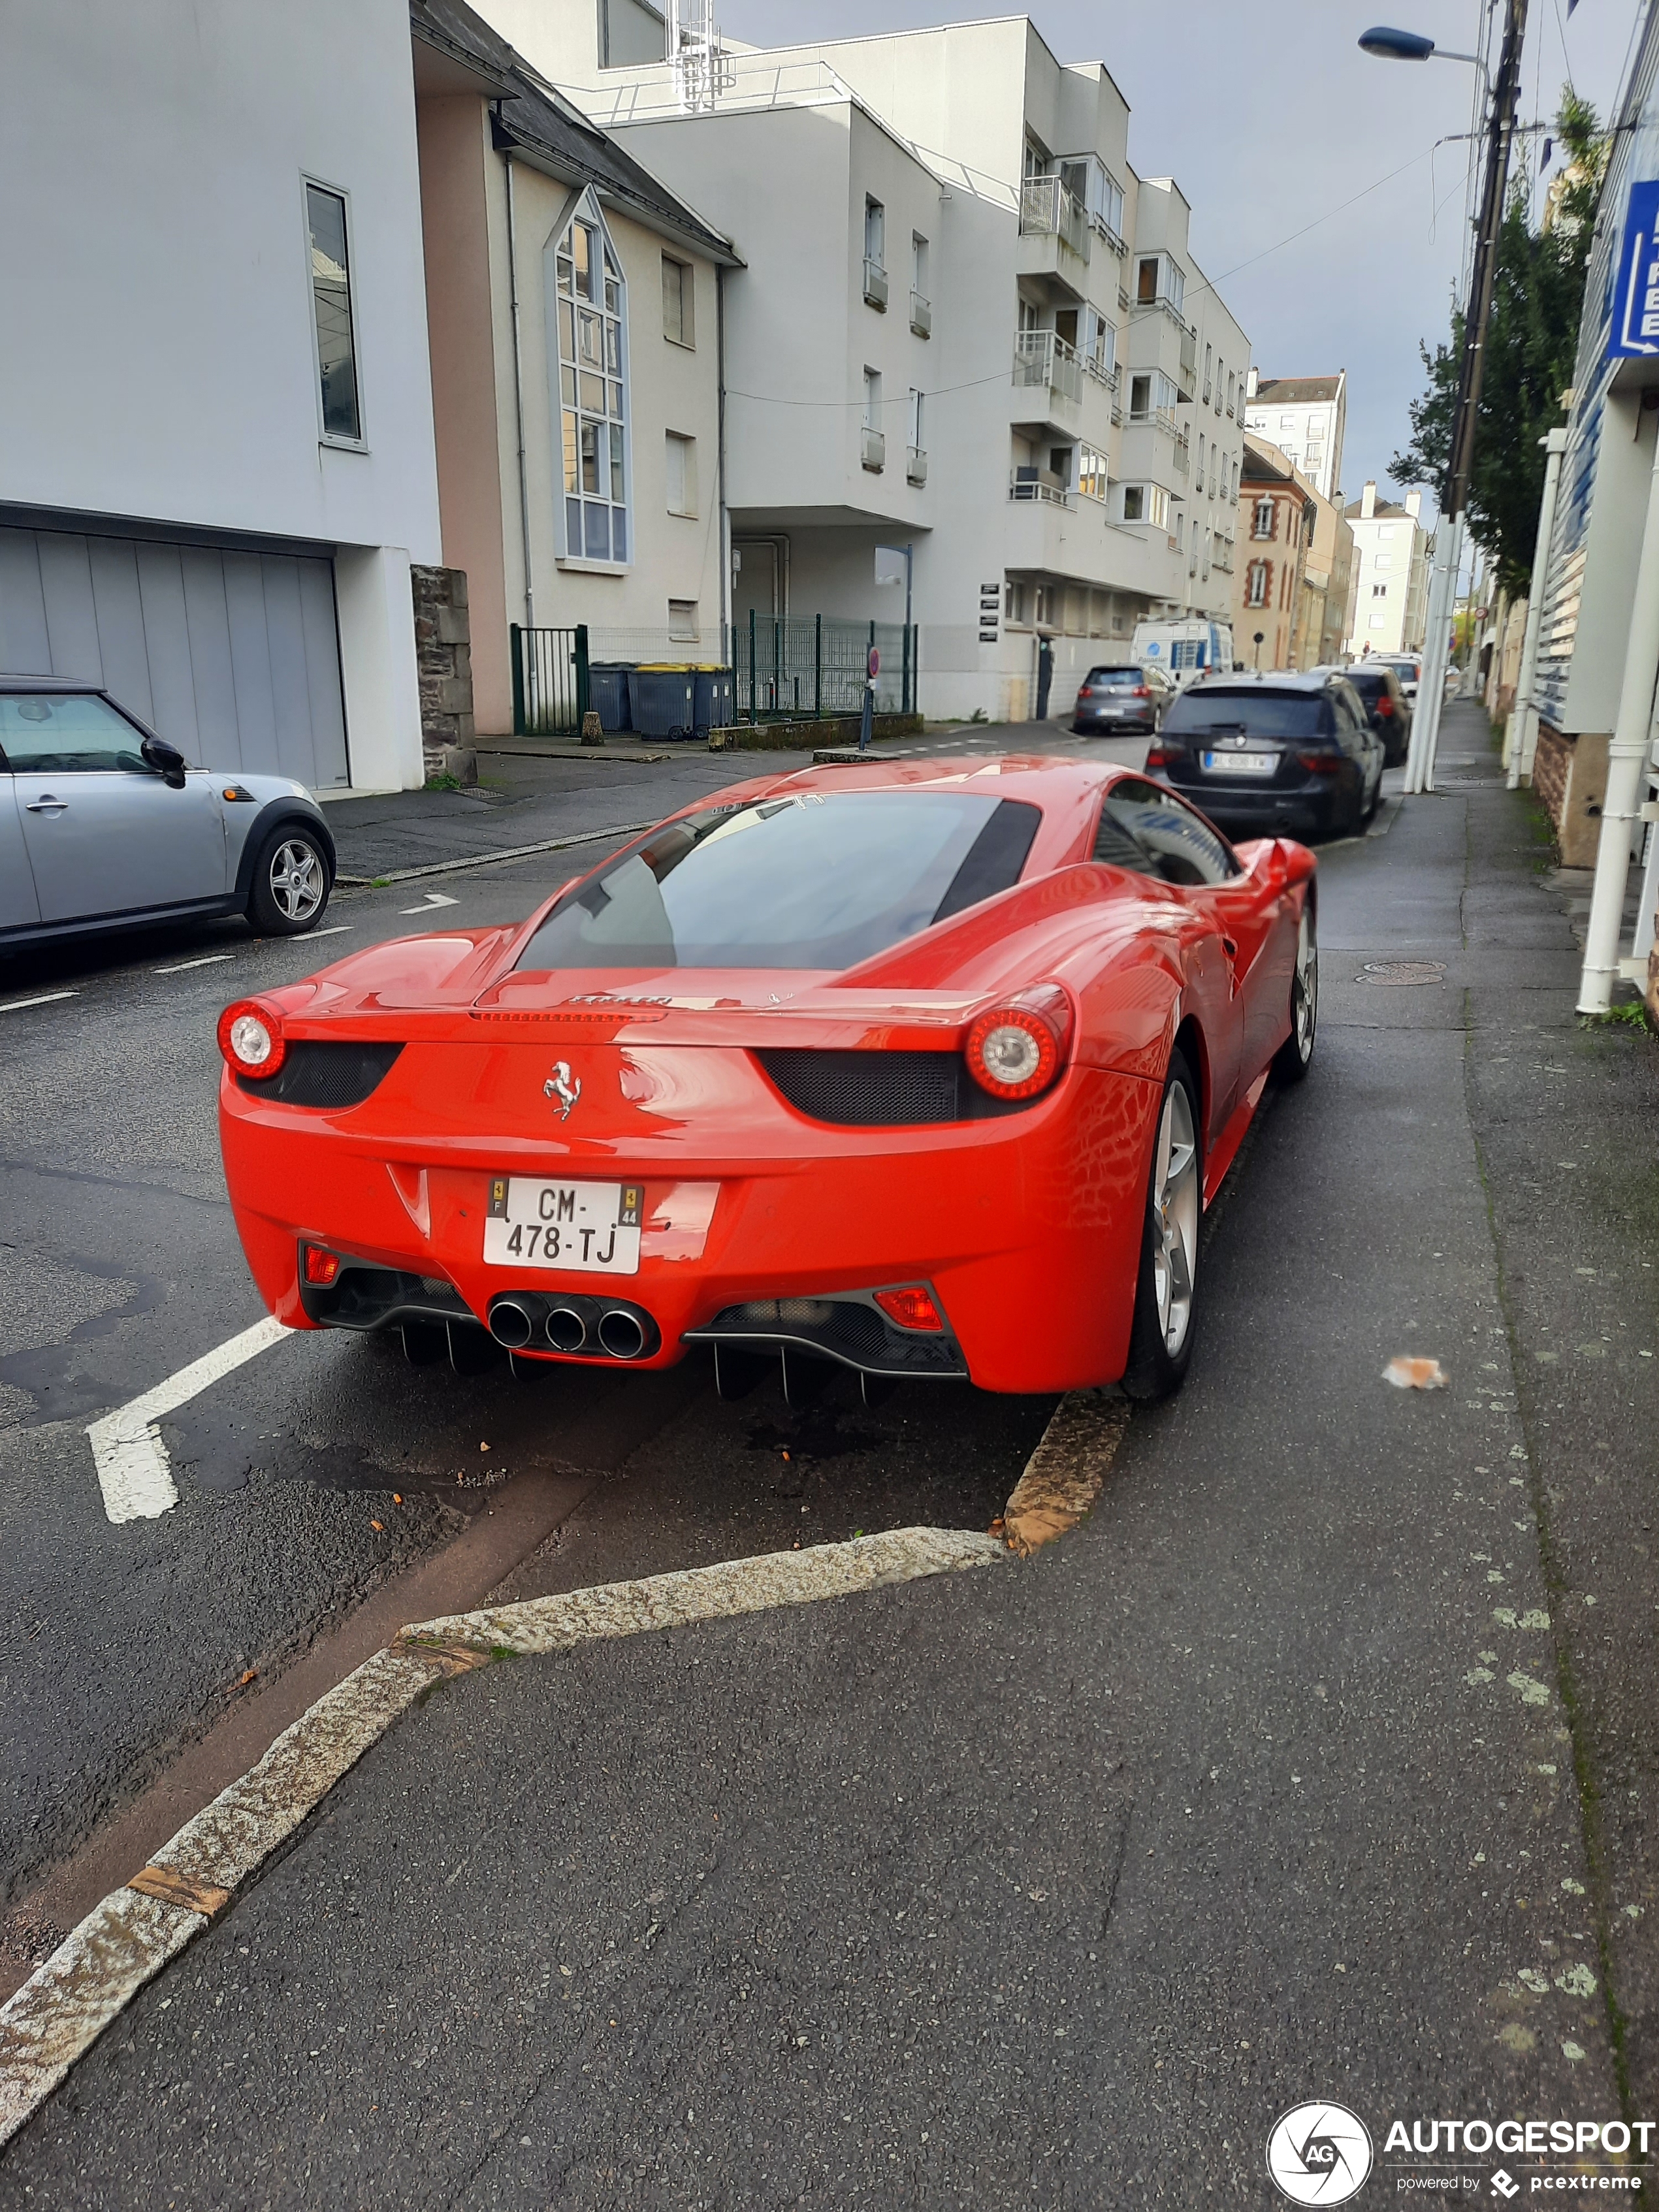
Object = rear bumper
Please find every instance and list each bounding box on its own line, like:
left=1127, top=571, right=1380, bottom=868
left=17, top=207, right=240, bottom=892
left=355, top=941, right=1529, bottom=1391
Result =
left=1154, top=768, right=1338, bottom=837
left=220, top=1061, right=1163, bottom=1395
left=1072, top=707, right=1155, bottom=733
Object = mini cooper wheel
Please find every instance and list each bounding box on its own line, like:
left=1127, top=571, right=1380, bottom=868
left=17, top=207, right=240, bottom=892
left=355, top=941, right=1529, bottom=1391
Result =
left=1121, top=1048, right=1202, bottom=1404
left=1273, top=903, right=1318, bottom=1083
left=248, top=825, right=330, bottom=935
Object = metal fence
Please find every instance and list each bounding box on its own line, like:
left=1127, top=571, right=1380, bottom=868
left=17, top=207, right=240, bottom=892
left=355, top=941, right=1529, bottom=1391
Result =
left=511, top=615, right=920, bottom=734
left=510, top=624, right=589, bottom=736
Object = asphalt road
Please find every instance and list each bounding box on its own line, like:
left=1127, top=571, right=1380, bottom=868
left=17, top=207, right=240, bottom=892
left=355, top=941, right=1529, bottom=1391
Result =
left=5, top=711, right=1654, bottom=2204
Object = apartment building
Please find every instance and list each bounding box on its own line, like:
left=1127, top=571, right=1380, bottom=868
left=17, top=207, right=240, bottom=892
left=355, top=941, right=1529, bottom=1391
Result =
left=0, top=0, right=444, bottom=790
left=413, top=0, right=736, bottom=737
left=483, top=3, right=1253, bottom=722
left=1232, top=438, right=1314, bottom=670
left=1344, top=482, right=1432, bottom=657
left=1242, top=372, right=1347, bottom=504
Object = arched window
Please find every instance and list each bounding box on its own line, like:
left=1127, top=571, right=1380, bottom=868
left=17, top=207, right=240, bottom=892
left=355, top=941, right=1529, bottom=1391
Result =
left=553, top=201, right=630, bottom=563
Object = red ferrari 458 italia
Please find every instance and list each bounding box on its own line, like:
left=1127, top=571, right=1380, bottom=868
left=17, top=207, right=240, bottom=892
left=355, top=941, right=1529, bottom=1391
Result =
left=217, top=758, right=1317, bottom=1404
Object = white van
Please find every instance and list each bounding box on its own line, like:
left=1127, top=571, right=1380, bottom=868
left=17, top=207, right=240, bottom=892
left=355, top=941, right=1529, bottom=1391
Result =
left=1132, top=618, right=1235, bottom=689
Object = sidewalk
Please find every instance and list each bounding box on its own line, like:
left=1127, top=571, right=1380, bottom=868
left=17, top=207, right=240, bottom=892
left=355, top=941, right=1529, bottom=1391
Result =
left=4, top=705, right=1654, bottom=2203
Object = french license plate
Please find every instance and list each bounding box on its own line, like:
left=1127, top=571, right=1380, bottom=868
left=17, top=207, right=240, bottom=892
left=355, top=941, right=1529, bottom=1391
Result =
left=483, top=1176, right=642, bottom=1274
left=1202, top=750, right=1278, bottom=776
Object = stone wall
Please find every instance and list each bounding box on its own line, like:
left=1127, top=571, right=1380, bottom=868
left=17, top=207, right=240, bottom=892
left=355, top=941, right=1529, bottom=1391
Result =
left=1534, top=724, right=1611, bottom=867
left=410, top=565, right=474, bottom=779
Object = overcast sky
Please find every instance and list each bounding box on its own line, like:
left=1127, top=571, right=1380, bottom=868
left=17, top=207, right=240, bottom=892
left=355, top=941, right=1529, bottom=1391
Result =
left=717, top=0, right=1640, bottom=519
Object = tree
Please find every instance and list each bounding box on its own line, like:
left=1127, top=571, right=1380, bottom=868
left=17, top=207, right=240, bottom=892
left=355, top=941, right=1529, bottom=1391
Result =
left=1391, top=92, right=1608, bottom=595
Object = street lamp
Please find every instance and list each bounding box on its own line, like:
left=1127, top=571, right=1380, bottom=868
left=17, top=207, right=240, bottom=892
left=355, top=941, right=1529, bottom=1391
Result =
left=1359, top=5, right=1528, bottom=793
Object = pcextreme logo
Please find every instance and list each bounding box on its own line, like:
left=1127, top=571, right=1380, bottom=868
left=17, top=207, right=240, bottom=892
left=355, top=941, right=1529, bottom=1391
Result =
left=1267, top=2102, right=1376, bottom=2204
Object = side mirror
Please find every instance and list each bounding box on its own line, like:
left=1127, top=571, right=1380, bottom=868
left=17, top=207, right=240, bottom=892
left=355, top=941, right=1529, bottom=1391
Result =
left=141, top=733, right=188, bottom=790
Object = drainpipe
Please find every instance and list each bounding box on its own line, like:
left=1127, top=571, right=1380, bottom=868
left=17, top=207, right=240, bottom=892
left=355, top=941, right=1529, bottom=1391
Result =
left=1506, top=426, right=1567, bottom=788
left=1576, top=407, right=1659, bottom=1013
left=504, top=148, right=534, bottom=630
left=717, top=263, right=732, bottom=660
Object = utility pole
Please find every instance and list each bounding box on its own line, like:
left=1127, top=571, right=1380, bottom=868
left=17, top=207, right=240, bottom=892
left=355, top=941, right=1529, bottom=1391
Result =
left=1405, top=0, right=1530, bottom=794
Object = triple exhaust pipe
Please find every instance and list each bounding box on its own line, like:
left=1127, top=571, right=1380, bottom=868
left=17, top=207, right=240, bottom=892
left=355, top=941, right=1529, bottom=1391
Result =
left=487, top=1291, right=653, bottom=1361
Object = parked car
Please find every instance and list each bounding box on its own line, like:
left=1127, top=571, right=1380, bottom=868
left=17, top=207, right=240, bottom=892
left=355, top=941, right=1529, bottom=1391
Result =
left=1373, top=652, right=1421, bottom=701
left=1330, top=662, right=1413, bottom=765
left=1071, top=661, right=1173, bottom=736
left=0, top=678, right=335, bottom=950
left=1145, top=671, right=1384, bottom=840
left=217, top=755, right=1319, bottom=1407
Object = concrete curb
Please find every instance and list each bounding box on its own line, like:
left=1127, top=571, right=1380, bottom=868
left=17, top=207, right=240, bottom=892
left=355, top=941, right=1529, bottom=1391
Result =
left=334, top=820, right=658, bottom=890
left=0, top=1528, right=1003, bottom=2152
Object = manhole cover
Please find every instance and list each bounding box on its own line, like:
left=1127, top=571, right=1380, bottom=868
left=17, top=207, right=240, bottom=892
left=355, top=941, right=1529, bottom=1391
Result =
left=1356, top=961, right=1447, bottom=986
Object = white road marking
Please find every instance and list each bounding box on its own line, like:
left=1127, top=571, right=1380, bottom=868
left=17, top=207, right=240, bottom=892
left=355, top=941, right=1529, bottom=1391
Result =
left=309, top=925, right=351, bottom=937
left=398, top=891, right=460, bottom=915
left=86, top=1315, right=293, bottom=1523
left=152, top=953, right=235, bottom=975
left=0, top=1526, right=1002, bottom=2145
left=0, top=991, right=77, bottom=1014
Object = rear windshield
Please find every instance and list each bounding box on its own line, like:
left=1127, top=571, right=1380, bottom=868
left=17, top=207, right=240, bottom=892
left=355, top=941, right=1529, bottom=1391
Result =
left=1163, top=688, right=1327, bottom=739
left=1084, top=667, right=1142, bottom=684
left=514, top=791, right=1042, bottom=972
left=1345, top=671, right=1388, bottom=697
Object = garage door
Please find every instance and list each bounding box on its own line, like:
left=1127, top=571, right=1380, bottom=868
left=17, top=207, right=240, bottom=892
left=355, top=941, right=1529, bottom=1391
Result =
left=0, top=525, right=349, bottom=790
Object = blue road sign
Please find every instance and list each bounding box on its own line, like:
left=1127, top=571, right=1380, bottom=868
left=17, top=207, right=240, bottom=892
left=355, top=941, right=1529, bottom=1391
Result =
left=1610, top=179, right=1659, bottom=359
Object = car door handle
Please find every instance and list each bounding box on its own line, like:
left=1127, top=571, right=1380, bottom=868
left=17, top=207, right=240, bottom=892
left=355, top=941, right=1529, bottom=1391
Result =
left=24, top=796, right=67, bottom=813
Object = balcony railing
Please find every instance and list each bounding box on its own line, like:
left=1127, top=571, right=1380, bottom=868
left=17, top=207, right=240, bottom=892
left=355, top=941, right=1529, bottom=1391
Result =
left=861, top=426, right=886, bottom=472
left=863, top=258, right=888, bottom=310
left=1127, top=403, right=1178, bottom=435
left=1090, top=212, right=1127, bottom=258
left=1212, top=546, right=1234, bottom=575
left=1009, top=468, right=1073, bottom=507
left=1012, top=329, right=1083, bottom=406
left=1084, top=353, right=1119, bottom=392
left=907, top=445, right=928, bottom=486
left=1018, top=176, right=1089, bottom=262
left=910, top=289, right=931, bottom=337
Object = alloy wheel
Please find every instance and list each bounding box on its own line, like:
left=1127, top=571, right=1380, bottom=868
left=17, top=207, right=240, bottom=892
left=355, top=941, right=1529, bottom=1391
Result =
left=1150, top=1079, right=1200, bottom=1356
left=268, top=839, right=325, bottom=923
left=1291, top=908, right=1319, bottom=1063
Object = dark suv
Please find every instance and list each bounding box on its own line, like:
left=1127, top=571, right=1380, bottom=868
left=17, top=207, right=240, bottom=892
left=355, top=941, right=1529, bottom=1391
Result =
left=1315, top=661, right=1411, bottom=766
left=1145, top=671, right=1384, bottom=840
left=1071, top=662, right=1172, bottom=736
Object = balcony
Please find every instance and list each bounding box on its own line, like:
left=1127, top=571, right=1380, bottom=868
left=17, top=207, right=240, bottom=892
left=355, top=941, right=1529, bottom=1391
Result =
left=910, top=289, right=931, bottom=338
left=863, top=258, right=888, bottom=310
left=1016, top=176, right=1089, bottom=294
left=1127, top=403, right=1178, bottom=435
left=1090, top=211, right=1127, bottom=259
left=861, top=426, right=886, bottom=472
left=907, top=445, right=928, bottom=486
left=1010, top=467, right=1073, bottom=507
left=1012, top=329, right=1083, bottom=409
left=1084, top=354, right=1119, bottom=394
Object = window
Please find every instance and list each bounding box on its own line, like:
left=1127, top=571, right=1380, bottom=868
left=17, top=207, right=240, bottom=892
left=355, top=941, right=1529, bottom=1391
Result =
left=1377, top=522, right=1396, bottom=539
left=1077, top=445, right=1108, bottom=501
left=514, top=791, right=1042, bottom=974
left=1122, top=485, right=1144, bottom=521
left=1226, top=370, right=1236, bottom=415
left=668, top=599, right=700, bottom=641
left=909, top=387, right=926, bottom=450
left=555, top=206, right=630, bottom=563
left=1035, top=584, right=1057, bottom=628
left=864, top=197, right=885, bottom=270
left=1246, top=560, right=1270, bottom=608
left=662, top=255, right=694, bottom=347
left=306, top=182, right=361, bottom=443
left=1082, top=306, right=1114, bottom=377
left=1129, top=373, right=1152, bottom=419
left=1252, top=497, right=1276, bottom=540
left=911, top=231, right=929, bottom=314
left=1197, top=434, right=1206, bottom=483
left=666, top=431, right=697, bottom=517
left=1121, top=484, right=1168, bottom=528
left=1006, top=579, right=1030, bottom=626
left=0, top=691, right=153, bottom=772
left=1163, top=688, right=1328, bottom=739
left=1203, top=344, right=1213, bottom=404
left=1371, top=583, right=1388, bottom=598
left=863, top=366, right=882, bottom=428
left=1136, top=256, right=1159, bottom=305
left=1369, top=613, right=1388, bottom=629
left=1093, top=778, right=1237, bottom=885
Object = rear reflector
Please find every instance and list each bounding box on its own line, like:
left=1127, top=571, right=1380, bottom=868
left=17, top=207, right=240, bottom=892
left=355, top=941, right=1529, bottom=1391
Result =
left=303, top=1246, right=342, bottom=1286
left=874, top=1286, right=944, bottom=1332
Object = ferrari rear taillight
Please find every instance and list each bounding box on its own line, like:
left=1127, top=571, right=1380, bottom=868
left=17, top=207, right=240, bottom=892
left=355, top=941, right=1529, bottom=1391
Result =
left=217, top=997, right=286, bottom=1078
left=303, top=1246, right=342, bottom=1286
left=874, top=1286, right=944, bottom=1332
left=964, top=986, right=1072, bottom=1101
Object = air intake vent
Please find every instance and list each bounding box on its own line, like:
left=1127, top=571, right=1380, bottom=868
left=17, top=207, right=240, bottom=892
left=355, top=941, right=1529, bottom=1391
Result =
left=238, top=1041, right=403, bottom=1109
left=754, top=1049, right=1030, bottom=1127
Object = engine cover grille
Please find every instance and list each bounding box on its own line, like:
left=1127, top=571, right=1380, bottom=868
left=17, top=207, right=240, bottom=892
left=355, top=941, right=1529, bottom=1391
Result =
left=238, top=1041, right=403, bottom=1109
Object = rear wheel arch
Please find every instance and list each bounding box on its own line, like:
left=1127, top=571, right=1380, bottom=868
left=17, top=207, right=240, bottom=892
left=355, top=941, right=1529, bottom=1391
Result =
left=1171, top=1013, right=1208, bottom=1142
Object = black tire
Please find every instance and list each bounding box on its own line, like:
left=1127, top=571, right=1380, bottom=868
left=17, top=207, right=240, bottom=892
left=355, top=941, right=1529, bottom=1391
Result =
left=1272, top=899, right=1318, bottom=1084
left=246, top=822, right=332, bottom=935
left=1121, top=1047, right=1203, bottom=1404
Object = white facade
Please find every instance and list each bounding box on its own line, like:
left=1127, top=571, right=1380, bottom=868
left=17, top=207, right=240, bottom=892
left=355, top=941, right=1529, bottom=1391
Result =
left=483, top=6, right=1253, bottom=723
left=1243, top=372, right=1347, bottom=505
left=1344, top=481, right=1432, bottom=658
left=0, top=0, right=442, bottom=790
